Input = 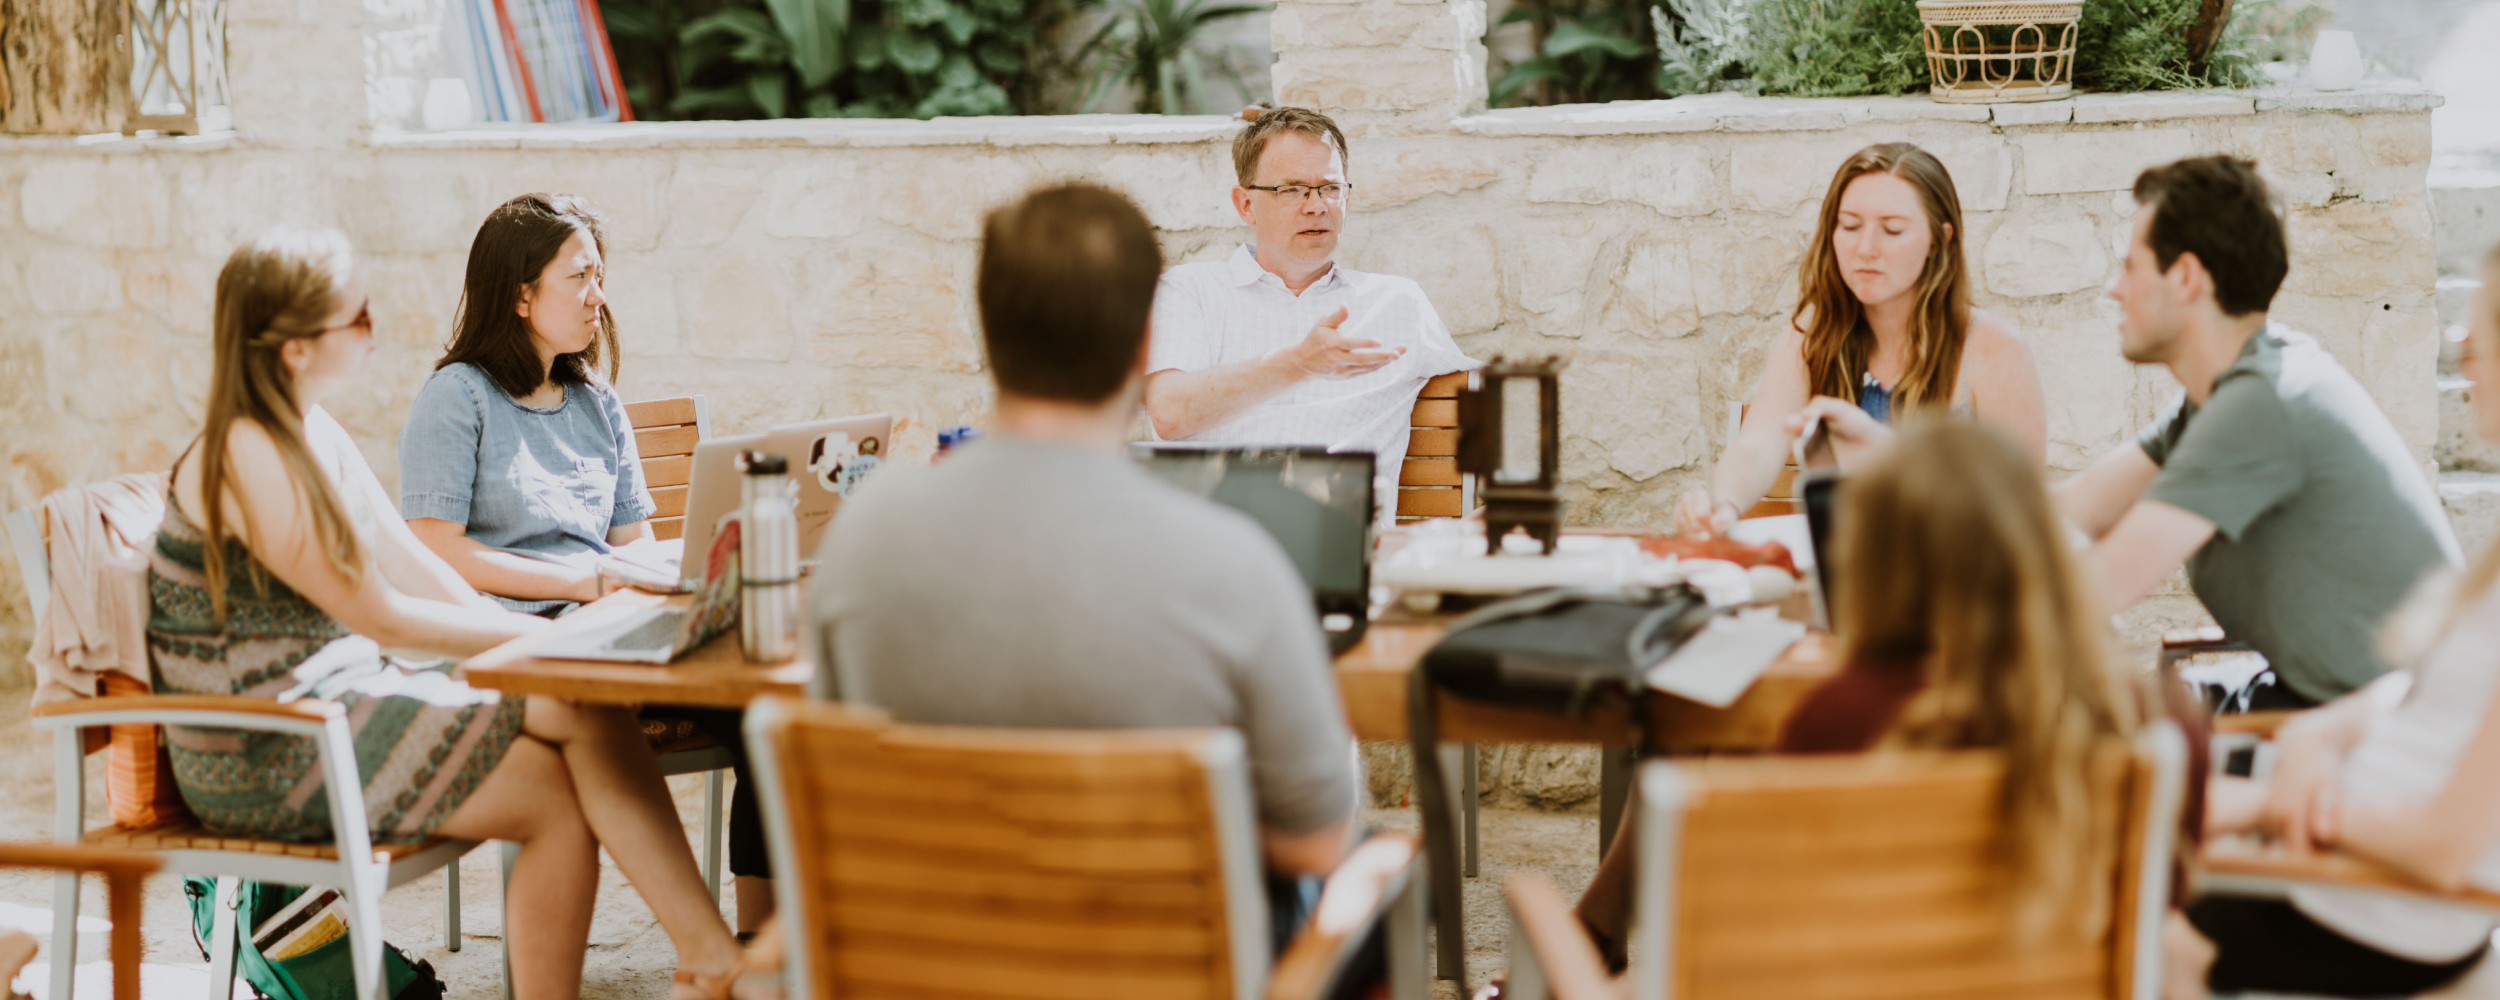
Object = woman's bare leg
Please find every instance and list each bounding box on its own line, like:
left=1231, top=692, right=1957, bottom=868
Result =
left=518, top=696, right=742, bottom=979
left=434, top=736, right=597, bottom=1000
left=735, top=877, right=775, bottom=935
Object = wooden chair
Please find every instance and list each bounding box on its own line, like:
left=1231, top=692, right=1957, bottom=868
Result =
left=2191, top=711, right=2500, bottom=940
left=1394, top=372, right=1490, bottom=891
left=34, top=696, right=490, bottom=1000
left=0, top=843, right=158, bottom=1000
left=4, top=502, right=505, bottom=1000
left=1397, top=372, right=1471, bottom=522
left=1500, top=721, right=2189, bottom=1000
left=741, top=696, right=1431, bottom=1000
left=625, top=395, right=707, bottom=542
left=623, top=394, right=734, bottom=901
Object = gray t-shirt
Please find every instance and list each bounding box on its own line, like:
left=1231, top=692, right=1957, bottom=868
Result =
left=2136, top=325, right=2461, bottom=701
left=804, top=436, right=1356, bottom=834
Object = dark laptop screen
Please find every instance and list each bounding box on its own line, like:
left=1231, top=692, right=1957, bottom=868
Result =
left=1130, top=445, right=1374, bottom=599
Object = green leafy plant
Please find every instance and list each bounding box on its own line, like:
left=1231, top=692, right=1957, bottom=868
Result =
left=1739, top=0, right=1924, bottom=97
left=604, top=0, right=1079, bottom=118
left=1491, top=0, right=1660, bottom=106
left=1072, top=0, right=1265, bottom=113
left=2074, top=0, right=2206, bottom=91
left=1649, top=0, right=1748, bottom=96
left=2074, top=0, right=2278, bottom=91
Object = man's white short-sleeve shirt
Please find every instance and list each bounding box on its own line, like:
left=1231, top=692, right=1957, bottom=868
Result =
left=1148, top=244, right=1478, bottom=484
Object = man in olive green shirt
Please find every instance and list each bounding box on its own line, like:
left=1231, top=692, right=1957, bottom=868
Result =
left=2056, top=156, right=2460, bottom=706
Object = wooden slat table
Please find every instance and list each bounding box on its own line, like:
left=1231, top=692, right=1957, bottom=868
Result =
left=465, top=591, right=1835, bottom=755
left=463, top=589, right=809, bottom=708
left=1336, top=620, right=1836, bottom=751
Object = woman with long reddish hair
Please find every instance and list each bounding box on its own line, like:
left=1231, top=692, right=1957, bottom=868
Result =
left=1676, top=142, right=2046, bottom=536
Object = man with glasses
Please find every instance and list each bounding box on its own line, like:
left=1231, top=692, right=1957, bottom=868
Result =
left=1143, top=106, right=1477, bottom=499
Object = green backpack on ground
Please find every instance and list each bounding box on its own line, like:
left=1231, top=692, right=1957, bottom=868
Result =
left=180, top=876, right=446, bottom=1000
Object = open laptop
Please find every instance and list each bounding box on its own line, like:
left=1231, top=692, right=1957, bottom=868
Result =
left=1131, top=444, right=1376, bottom=654
left=532, top=516, right=745, bottom=663
left=1797, top=421, right=1841, bottom=630
left=677, top=413, right=894, bottom=578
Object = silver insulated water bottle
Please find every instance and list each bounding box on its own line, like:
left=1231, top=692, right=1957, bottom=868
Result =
left=737, top=451, right=802, bottom=663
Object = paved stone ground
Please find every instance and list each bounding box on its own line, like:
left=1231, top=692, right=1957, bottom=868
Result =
left=0, top=695, right=1599, bottom=999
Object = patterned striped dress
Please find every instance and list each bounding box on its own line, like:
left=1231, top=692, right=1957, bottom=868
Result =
left=147, top=497, right=527, bottom=843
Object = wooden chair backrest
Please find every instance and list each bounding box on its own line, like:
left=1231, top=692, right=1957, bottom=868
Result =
left=747, top=697, right=1270, bottom=1000
left=1727, top=402, right=1799, bottom=519
left=624, top=396, right=710, bottom=541
left=1636, top=734, right=2176, bottom=1000
left=0, top=843, right=158, bottom=1000
left=1397, top=371, right=1469, bottom=522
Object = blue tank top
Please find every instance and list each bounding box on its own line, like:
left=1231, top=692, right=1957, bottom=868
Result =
left=1856, top=372, right=1896, bottom=424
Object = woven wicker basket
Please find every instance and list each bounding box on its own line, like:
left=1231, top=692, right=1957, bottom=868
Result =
left=1916, top=0, right=2081, bottom=103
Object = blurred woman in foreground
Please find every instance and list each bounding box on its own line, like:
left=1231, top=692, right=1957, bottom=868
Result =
left=2184, top=242, right=2500, bottom=996
left=1571, top=420, right=2157, bottom=972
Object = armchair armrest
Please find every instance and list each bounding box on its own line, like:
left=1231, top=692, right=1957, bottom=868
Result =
left=31, top=695, right=344, bottom=736
left=0, top=844, right=161, bottom=879
left=2200, top=840, right=2500, bottom=915
left=1267, top=834, right=1425, bottom=1000
left=2209, top=711, right=2295, bottom=739
left=1499, top=873, right=1624, bottom=1000
left=2158, top=626, right=2251, bottom=670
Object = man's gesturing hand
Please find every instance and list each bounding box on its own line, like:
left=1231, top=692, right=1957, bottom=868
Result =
left=1284, top=307, right=1404, bottom=378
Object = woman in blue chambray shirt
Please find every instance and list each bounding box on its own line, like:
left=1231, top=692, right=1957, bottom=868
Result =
left=399, top=193, right=652, bottom=616
left=400, top=193, right=783, bottom=939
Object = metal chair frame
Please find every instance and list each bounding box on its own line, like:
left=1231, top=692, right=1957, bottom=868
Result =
left=7, top=502, right=510, bottom=1000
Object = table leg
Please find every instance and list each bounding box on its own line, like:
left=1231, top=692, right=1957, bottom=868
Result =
left=1598, top=746, right=1634, bottom=855
left=1463, top=744, right=1479, bottom=879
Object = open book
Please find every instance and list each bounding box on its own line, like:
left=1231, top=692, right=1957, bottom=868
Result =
left=254, top=887, right=347, bottom=961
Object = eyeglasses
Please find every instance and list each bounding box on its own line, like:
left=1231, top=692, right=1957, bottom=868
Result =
left=1244, top=182, right=1352, bottom=203
left=317, top=307, right=374, bottom=338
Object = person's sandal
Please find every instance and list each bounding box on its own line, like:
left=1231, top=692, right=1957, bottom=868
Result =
left=671, top=957, right=743, bottom=1000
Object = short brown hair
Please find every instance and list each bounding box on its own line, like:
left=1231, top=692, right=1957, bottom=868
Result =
left=977, top=184, right=1163, bottom=403
left=1232, top=107, right=1349, bottom=186
left=2132, top=156, right=2288, bottom=317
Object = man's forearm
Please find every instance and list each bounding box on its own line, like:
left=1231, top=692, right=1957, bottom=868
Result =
left=2085, top=500, right=2216, bottom=616
left=2056, top=446, right=2161, bottom=540
left=1145, top=356, right=1305, bottom=440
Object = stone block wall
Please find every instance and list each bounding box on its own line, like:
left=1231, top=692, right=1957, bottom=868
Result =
left=0, top=0, right=2444, bottom=692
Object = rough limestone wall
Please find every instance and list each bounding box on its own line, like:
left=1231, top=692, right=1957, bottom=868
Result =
left=0, top=91, right=2440, bottom=692
left=0, top=0, right=2442, bottom=709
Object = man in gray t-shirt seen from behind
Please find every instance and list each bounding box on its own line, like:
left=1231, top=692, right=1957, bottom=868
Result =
left=803, top=184, right=1357, bottom=881
left=2056, top=155, right=2461, bottom=708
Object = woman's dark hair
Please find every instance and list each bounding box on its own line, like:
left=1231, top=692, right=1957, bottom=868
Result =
left=436, top=193, right=619, bottom=396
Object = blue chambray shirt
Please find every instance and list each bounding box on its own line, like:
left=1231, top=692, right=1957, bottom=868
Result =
left=398, top=362, right=656, bottom=615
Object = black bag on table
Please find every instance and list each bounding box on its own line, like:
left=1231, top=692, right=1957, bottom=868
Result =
left=1406, top=585, right=1714, bottom=983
